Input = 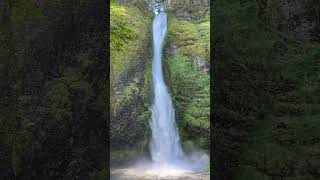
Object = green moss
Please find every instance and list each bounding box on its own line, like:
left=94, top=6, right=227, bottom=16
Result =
left=142, top=57, right=152, bottom=108
left=167, top=16, right=210, bottom=63
left=163, top=13, right=210, bottom=151
left=165, top=54, right=210, bottom=149
left=137, top=48, right=153, bottom=138
left=110, top=2, right=154, bottom=161
left=110, top=2, right=152, bottom=84
left=112, top=78, right=140, bottom=116
left=110, top=3, right=136, bottom=51
left=137, top=110, right=151, bottom=132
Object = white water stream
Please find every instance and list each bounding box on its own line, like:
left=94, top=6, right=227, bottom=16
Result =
left=110, top=11, right=209, bottom=180
left=147, top=12, right=209, bottom=175
left=150, top=12, right=184, bottom=164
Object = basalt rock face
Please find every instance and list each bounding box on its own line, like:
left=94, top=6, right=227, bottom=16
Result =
left=110, top=1, right=153, bottom=166
left=110, top=51, right=151, bottom=165
left=257, top=0, right=320, bottom=42
left=110, top=43, right=149, bottom=148
left=110, top=0, right=210, bottom=167
left=169, top=0, right=210, bottom=20
left=162, top=1, right=210, bottom=150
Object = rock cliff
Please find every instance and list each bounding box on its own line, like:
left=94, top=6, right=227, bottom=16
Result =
left=170, top=0, right=210, bottom=20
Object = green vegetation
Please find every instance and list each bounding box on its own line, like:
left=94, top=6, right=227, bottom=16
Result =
left=110, top=1, right=152, bottom=84
left=110, top=1, right=211, bottom=165
left=112, top=78, right=140, bottom=116
left=233, top=45, right=320, bottom=180
left=0, top=0, right=106, bottom=179
left=166, top=16, right=210, bottom=68
left=213, top=0, right=320, bottom=179
left=165, top=54, right=210, bottom=149
left=110, top=0, right=153, bottom=165
left=139, top=59, right=153, bottom=134
left=235, top=115, right=320, bottom=180
left=162, top=13, right=210, bottom=150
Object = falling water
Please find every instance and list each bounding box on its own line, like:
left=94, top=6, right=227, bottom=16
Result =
left=110, top=10, right=209, bottom=180
left=149, top=12, right=184, bottom=164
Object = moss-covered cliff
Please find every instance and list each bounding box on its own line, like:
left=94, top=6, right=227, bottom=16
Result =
left=110, top=0, right=210, bottom=165
left=110, top=0, right=153, bottom=165
left=169, top=0, right=210, bottom=20
left=163, top=12, right=210, bottom=150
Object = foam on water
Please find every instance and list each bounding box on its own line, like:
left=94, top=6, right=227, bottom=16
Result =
left=150, top=12, right=184, bottom=164
left=149, top=11, right=209, bottom=174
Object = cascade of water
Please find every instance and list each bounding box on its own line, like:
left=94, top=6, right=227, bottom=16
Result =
left=146, top=0, right=168, bottom=14
left=110, top=4, right=209, bottom=180
left=149, top=12, right=184, bottom=164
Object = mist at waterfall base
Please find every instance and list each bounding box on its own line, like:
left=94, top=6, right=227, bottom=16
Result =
left=124, top=12, right=209, bottom=178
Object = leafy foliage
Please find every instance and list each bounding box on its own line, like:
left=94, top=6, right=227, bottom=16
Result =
left=212, top=0, right=320, bottom=179
left=0, top=0, right=107, bottom=179
left=110, top=3, right=136, bottom=51
left=163, top=14, right=210, bottom=151
left=110, top=1, right=151, bottom=83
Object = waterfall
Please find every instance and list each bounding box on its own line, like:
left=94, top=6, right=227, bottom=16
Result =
left=149, top=12, right=184, bottom=164
left=110, top=11, right=209, bottom=180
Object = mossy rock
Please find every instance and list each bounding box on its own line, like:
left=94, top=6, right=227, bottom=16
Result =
left=163, top=54, right=210, bottom=149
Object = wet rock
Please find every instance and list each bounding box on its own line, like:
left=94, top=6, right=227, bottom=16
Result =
left=192, top=56, right=209, bottom=74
